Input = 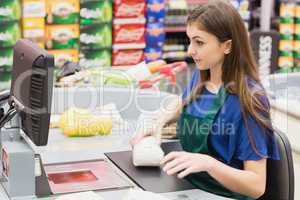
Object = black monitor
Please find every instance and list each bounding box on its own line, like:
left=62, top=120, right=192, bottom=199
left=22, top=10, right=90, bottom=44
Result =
left=9, top=39, right=54, bottom=146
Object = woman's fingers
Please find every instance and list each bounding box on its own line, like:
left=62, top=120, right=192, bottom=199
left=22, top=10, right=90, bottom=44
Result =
left=160, top=151, right=181, bottom=165
left=165, top=161, right=192, bottom=176
left=177, top=167, right=194, bottom=179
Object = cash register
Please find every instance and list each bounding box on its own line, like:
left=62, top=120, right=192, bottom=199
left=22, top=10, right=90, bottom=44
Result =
left=0, top=39, right=54, bottom=198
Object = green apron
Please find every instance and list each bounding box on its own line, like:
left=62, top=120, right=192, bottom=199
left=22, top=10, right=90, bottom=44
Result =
left=176, top=87, right=254, bottom=200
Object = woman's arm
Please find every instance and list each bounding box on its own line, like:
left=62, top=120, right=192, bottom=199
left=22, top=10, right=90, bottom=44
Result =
left=208, top=158, right=266, bottom=199
left=130, top=96, right=182, bottom=146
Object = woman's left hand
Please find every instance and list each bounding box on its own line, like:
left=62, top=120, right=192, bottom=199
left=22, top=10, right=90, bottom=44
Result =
left=160, top=151, right=215, bottom=179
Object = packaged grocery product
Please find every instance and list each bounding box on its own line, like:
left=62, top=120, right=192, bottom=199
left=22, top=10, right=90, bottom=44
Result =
left=79, top=49, right=111, bottom=68
left=145, top=22, right=165, bottom=48
left=80, top=23, right=112, bottom=49
left=0, top=0, right=21, bottom=22
left=293, top=51, right=300, bottom=68
left=280, top=3, right=295, bottom=18
left=112, top=49, right=144, bottom=66
left=0, top=71, right=11, bottom=91
left=280, top=23, right=294, bottom=35
left=279, top=40, right=294, bottom=51
left=22, top=17, right=45, bottom=48
left=0, top=47, right=13, bottom=71
left=113, top=22, right=145, bottom=45
left=278, top=53, right=294, bottom=68
left=144, top=47, right=162, bottom=63
left=146, top=0, right=166, bottom=23
left=48, top=49, right=79, bottom=68
left=0, top=21, right=21, bottom=48
left=80, top=0, right=112, bottom=25
left=114, top=0, right=146, bottom=19
left=22, top=0, right=46, bottom=18
left=59, top=107, right=112, bottom=137
left=294, top=40, right=300, bottom=52
left=46, top=24, right=79, bottom=49
left=46, top=0, right=79, bottom=24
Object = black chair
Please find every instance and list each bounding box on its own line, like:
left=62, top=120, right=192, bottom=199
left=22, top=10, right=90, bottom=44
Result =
left=258, top=128, right=294, bottom=200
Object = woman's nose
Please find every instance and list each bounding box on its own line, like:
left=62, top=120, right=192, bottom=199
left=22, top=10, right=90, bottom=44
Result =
left=187, top=44, right=196, bottom=57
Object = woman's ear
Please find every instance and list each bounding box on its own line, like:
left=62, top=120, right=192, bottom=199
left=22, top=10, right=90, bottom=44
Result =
left=223, top=40, right=232, bottom=54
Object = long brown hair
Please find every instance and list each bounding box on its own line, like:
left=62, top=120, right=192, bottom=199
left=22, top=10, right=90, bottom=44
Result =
left=184, top=0, right=273, bottom=156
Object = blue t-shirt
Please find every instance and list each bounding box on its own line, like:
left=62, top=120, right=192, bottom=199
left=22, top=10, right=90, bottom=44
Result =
left=182, top=70, right=280, bottom=169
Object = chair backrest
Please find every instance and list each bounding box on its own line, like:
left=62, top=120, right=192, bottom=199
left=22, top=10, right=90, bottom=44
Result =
left=258, top=128, right=294, bottom=200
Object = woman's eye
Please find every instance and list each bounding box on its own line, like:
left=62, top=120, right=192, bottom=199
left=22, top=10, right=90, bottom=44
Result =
left=196, top=41, right=204, bottom=46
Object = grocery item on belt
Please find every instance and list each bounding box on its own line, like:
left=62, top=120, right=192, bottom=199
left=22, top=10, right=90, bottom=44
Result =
left=22, top=17, right=45, bottom=49
left=59, top=107, right=113, bottom=137
left=80, top=0, right=112, bottom=25
left=0, top=48, right=13, bottom=71
left=22, top=0, right=46, bottom=18
left=79, top=49, right=111, bottom=68
left=0, top=0, right=21, bottom=22
left=80, top=23, right=112, bottom=49
left=132, top=136, right=164, bottom=167
left=0, top=21, right=21, bottom=48
left=46, top=0, right=79, bottom=24
left=114, top=0, right=146, bottom=19
left=112, top=49, right=144, bottom=66
left=146, top=0, right=166, bottom=23
left=146, top=22, right=165, bottom=48
left=46, top=24, right=79, bottom=49
left=48, top=49, right=79, bottom=68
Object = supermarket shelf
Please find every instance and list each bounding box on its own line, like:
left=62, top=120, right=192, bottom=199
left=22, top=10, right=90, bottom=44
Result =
left=165, top=26, right=186, bottom=33
left=166, top=0, right=208, bottom=5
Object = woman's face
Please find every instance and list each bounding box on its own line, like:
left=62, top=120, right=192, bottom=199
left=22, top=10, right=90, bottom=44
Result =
left=186, top=24, right=231, bottom=70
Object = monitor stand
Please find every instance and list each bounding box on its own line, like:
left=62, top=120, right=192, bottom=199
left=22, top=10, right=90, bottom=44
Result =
left=0, top=113, right=51, bottom=199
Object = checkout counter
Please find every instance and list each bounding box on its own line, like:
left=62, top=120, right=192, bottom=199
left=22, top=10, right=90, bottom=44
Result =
left=0, top=39, right=232, bottom=200
left=0, top=87, right=233, bottom=200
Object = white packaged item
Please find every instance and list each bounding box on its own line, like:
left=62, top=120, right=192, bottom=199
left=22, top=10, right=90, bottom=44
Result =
left=132, top=136, right=164, bottom=167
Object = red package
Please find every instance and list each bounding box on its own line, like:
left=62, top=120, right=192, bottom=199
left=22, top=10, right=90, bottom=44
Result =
left=114, top=0, right=146, bottom=18
left=112, top=49, right=144, bottom=66
left=113, top=23, right=145, bottom=44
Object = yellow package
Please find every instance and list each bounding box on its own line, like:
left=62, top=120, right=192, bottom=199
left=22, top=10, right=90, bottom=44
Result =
left=59, top=107, right=113, bottom=137
left=295, top=4, right=300, bottom=18
left=279, top=40, right=294, bottom=51
left=22, top=17, right=45, bottom=48
left=278, top=56, right=294, bottom=68
left=48, top=49, right=79, bottom=68
left=295, top=24, right=300, bottom=35
left=294, top=40, right=300, bottom=52
left=280, top=3, right=295, bottom=18
left=46, top=0, right=79, bottom=24
left=280, top=23, right=294, bottom=35
left=22, top=0, right=46, bottom=18
left=46, top=24, right=79, bottom=49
